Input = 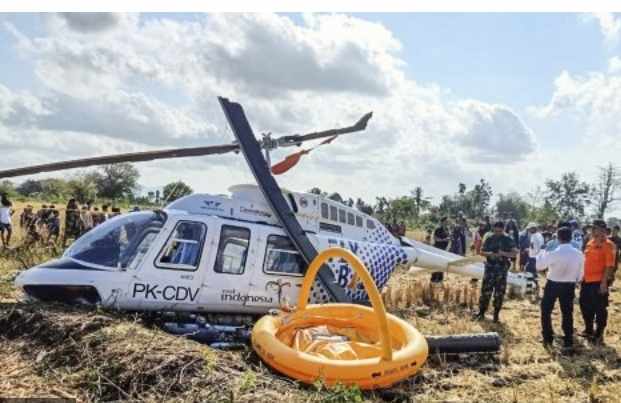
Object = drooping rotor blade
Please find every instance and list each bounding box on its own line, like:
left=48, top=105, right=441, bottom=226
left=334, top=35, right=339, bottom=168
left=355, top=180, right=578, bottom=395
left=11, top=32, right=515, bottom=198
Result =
left=272, top=111, right=372, bottom=148
left=0, top=143, right=239, bottom=179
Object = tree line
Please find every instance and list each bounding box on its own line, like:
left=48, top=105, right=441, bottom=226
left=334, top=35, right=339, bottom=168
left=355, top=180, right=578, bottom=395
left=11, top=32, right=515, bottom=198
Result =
left=0, top=163, right=194, bottom=206
left=312, top=163, right=621, bottom=228
left=1, top=162, right=619, bottom=225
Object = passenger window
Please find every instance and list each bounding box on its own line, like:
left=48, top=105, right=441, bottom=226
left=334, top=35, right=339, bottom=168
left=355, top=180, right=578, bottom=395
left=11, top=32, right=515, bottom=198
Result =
left=215, top=225, right=250, bottom=274
left=263, top=235, right=304, bottom=276
left=321, top=203, right=329, bottom=219
left=339, top=209, right=346, bottom=223
left=367, top=219, right=376, bottom=230
left=330, top=205, right=338, bottom=221
left=355, top=216, right=363, bottom=227
left=157, top=221, right=206, bottom=271
left=347, top=212, right=355, bottom=225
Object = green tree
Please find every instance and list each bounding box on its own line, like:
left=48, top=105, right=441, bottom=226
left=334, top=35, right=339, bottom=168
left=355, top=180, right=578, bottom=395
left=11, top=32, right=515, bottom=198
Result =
left=39, top=178, right=69, bottom=200
left=0, top=180, right=17, bottom=198
left=16, top=179, right=43, bottom=197
left=67, top=174, right=98, bottom=204
left=469, top=179, right=493, bottom=219
left=92, top=163, right=140, bottom=200
left=544, top=172, right=591, bottom=219
left=495, top=192, right=531, bottom=224
left=355, top=198, right=374, bottom=215
left=593, top=163, right=621, bottom=219
left=411, top=186, right=431, bottom=219
left=529, top=199, right=560, bottom=226
left=163, top=181, right=194, bottom=202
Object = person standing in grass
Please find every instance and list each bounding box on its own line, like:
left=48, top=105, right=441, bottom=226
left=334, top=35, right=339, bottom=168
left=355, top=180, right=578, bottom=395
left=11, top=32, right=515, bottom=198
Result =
left=536, top=226, right=584, bottom=353
left=63, top=199, right=81, bottom=247
left=0, top=194, right=14, bottom=247
left=580, top=220, right=616, bottom=344
left=609, top=225, right=621, bottom=274
left=431, top=216, right=450, bottom=283
left=475, top=221, right=518, bottom=322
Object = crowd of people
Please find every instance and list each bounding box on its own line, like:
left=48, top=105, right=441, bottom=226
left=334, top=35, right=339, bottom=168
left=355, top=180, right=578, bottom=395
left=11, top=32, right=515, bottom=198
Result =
left=0, top=194, right=126, bottom=248
left=425, top=213, right=620, bottom=354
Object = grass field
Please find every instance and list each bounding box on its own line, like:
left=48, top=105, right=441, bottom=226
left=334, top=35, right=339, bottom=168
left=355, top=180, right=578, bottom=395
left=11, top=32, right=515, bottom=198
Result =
left=0, top=204, right=620, bottom=402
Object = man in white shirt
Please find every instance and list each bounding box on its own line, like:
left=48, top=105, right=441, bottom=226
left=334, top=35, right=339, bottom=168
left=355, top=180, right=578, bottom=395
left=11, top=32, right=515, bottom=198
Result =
left=536, top=226, right=584, bottom=352
left=525, top=223, right=545, bottom=289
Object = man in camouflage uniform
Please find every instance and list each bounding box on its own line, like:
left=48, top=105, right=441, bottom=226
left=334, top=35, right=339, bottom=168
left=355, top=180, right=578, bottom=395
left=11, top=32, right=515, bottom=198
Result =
left=475, top=221, right=518, bottom=323
left=63, top=199, right=81, bottom=247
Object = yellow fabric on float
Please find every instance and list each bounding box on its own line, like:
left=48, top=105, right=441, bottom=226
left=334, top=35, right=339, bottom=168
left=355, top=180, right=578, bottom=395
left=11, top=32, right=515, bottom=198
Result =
left=252, top=247, right=429, bottom=390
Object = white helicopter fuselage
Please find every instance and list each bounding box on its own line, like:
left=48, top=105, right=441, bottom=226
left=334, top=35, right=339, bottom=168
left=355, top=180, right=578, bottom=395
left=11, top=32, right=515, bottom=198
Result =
left=15, top=184, right=531, bottom=314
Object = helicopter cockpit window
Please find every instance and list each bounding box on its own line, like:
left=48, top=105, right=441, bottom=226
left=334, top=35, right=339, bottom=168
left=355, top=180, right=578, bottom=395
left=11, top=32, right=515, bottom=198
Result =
left=64, top=211, right=166, bottom=270
left=157, top=221, right=207, bottom=270
left=263, top=235, right=304, bottom=276
left=214, top=225, right=250, bottom=275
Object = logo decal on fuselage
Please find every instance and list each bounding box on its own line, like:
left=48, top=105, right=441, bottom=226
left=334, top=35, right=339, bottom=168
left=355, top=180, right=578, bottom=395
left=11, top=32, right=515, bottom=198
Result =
left=220, top=289, right=274, bottom=304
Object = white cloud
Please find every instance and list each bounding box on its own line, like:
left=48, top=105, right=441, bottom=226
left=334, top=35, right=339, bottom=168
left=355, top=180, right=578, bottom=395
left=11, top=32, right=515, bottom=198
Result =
left=55, top=13, right=127, bottom=33
left=530, top=61, right=621, bottom=173
left=0, top=13, right=538, bottom=203
left=453, top=101, right=536, bottom=163
left=582, top=13, right=621, bottom=45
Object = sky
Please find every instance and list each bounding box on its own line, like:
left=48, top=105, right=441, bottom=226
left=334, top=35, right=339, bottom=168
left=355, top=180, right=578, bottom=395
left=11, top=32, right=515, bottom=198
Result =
left=1, top=12, right=621, bottom=214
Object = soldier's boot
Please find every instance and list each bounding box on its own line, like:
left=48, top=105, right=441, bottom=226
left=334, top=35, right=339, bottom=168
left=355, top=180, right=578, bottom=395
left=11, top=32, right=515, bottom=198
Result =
left=472, top=309, right=485, bottom=321
left=493, top=309, right=500, bottom=323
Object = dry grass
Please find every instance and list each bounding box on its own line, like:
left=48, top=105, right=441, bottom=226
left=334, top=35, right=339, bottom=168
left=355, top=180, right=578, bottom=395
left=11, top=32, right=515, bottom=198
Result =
left=0, top=216, right=620, bottom=402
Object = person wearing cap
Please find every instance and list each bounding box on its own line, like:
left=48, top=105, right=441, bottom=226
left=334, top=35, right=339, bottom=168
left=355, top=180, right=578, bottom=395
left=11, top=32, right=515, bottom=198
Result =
left=474, top=221, right=517, bottom=322
left=579, top=219, right=616, bottom=344
left=526, top=222, right=545, bottom=287
left=536, top=226, right=584, bottom=352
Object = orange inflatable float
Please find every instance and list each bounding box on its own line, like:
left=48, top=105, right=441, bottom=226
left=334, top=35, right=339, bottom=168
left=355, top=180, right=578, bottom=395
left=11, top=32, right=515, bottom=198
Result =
left=251, top=247, right=428, bottom=389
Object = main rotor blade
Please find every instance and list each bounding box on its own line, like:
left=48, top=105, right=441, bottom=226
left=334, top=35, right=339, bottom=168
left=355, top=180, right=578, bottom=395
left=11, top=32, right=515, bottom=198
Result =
left=0, top=143, right=239, bottom=179
left=273, top=111, right=372, bottom=147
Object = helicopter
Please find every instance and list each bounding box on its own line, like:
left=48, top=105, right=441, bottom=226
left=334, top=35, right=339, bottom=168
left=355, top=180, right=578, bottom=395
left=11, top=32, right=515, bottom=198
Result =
left=7, top=97, right=534, bottom=325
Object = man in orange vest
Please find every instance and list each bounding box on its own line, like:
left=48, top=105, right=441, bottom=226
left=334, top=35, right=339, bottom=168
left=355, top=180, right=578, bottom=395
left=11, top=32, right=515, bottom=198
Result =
left=579, top=219, right=616, bottom=344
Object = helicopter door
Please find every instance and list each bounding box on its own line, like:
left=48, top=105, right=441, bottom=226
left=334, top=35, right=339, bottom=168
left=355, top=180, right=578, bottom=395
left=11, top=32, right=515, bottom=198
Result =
left=129, top=220, right=208, bottom=310
left=199, top=223, right=258, bottom=312
left=245, top=229, right=305, bottom=309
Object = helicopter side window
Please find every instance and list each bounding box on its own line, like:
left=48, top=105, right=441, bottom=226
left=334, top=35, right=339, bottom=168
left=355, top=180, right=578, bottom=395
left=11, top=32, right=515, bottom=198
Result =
left=321, top=203, right=329, bottom=219
left=366, top=219, right=376, bottom=230
left=347, top=212, right=355, bottom=225
left=157, top=221, right=207, bottom=271
left=355, top=216, right=363, bottom=227
left=263, top=235, right=304, bottom=276
left=329, top=205, right=337, bottom=221
left=338, top=209, right=346, bottom=223
left=214, top=225, right=250, bottom=275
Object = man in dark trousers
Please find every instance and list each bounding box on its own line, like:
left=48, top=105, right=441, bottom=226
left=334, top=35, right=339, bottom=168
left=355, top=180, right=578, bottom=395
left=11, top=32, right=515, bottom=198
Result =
left=609, top=225, right=621, bottom=274
left=475, top=221, right=517, bottom=322
left=535, top=226, right=584, bottom=353
left=580, top=219, right=616, bottom=344
left=431, top=216, right=450, bottom=283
